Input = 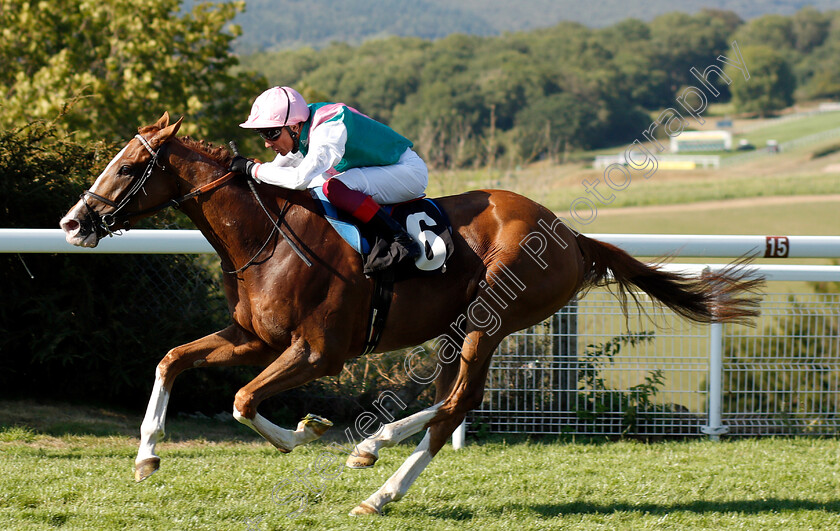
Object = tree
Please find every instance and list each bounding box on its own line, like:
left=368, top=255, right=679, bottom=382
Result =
left=726, top=46, right=795, bottom=117
left=597, top=19, right=672, bottom=109
left=0, top=0, right=265, bottom=143
left=791, top=6, right=830, bottom=53
left=699, top=8, right=744, bottom=37
left=732, top=14, right=796, bottom=53
left=515, top=91, right=597, bottom=162
left=802, top=52, right=840, bottom=100
left=649, top=12, right=733, bottom=81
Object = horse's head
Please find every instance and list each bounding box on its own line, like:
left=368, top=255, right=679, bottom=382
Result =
left=60, top=112, right=182, bottom=247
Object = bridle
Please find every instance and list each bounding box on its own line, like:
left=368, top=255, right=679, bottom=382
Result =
left=80, top=133, right=236, bottom=238
left=80, top=132, right=311, bottom=272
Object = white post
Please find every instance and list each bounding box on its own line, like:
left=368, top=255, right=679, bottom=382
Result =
left=452, top=420, right=466, bottom=450
left=701, top=321, right=728, bottom=441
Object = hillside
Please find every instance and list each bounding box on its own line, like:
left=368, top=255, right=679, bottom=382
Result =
left=193, top=0, right=840, bottom=52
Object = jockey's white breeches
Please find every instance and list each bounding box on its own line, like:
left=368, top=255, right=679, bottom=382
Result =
left=330, top=148, right=428, bottom=205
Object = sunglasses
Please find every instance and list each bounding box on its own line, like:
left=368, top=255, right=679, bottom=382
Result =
left=258, top=127, right=284, bottom=141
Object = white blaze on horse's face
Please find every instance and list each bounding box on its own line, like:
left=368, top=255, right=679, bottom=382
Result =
left=59, top=142, right=139, bottom=248
left=89, top=145, right=130, bottom=197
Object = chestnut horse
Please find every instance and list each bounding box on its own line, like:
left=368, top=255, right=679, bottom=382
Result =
left=60, top=113, right=762, bottom=516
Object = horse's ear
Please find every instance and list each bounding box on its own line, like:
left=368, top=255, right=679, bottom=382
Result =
left=153, top=112, right=170, bottom=130
left=157, top=115, right=183, bottom=143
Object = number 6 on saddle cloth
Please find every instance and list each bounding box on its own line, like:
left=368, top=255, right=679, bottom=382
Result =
left=310, top=186, right=454, bottom=277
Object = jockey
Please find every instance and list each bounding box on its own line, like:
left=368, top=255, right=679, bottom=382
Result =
left=231, top=86, right=426, bottom=265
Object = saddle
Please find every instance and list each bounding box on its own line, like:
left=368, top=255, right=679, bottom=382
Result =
left=309, top=187, right=455, bottom=354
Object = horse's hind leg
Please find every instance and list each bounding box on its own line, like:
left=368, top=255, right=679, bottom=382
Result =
left=346, top=402, right=443, bottom=469
left=232, top=337, right=338, bottom=452
left=350, top=329, right=497, bottom=515
left=346, top=359, right=458, bottom=469
left=136, top=324, right=277, bottom=481
left=349, top=412, right=469, bottom=514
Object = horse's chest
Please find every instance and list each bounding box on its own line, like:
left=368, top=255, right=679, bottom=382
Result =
left=245, top=290, right=298, bottom=341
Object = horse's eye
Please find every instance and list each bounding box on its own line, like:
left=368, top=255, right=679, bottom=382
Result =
left=119, top=165, right=132, bottom=175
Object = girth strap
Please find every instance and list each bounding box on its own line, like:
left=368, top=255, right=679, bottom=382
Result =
left=363, top=268, right=395, bottom=355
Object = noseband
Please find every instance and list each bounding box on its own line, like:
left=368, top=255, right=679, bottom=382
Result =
left=81, top=134, right=163, bottom=236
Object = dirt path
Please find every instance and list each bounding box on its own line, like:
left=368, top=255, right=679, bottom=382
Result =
left=594, top=194, right=840, bottom=216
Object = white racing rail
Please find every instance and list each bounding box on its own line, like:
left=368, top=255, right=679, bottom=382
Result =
left=3, top=229, right=838, bottom=282
left=3, top=228, right=840, bottom=258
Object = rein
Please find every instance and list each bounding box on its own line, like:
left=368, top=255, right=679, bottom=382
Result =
left=221, top=184, right=313, bottom=274
left=245, top=178, right=312, bottom=269
left=81, top=132, right=312, bottom=271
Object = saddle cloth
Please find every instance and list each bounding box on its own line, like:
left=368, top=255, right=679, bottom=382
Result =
left=309, top=187, right=454, bottom=275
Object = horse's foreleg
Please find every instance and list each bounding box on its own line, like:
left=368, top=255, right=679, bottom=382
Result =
left=135, top=364, right=170, bottom=481
left=232, top=337, right=336, bottom=452
left=135, top=324, right=275, bottom=482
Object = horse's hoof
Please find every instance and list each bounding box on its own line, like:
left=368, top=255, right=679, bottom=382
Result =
left=300, top=413, right=333, bottom=436
left=349, top=502, right=380, bottom=516
left=345, top=450, right=378, bottom=469
left=134, top=457, right=160, bottom=482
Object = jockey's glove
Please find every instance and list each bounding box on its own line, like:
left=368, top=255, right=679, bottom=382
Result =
left=229, top=156, right=257, bottom=177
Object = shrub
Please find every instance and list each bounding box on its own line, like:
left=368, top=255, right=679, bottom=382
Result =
left=0, top=120, right=232, bottom=411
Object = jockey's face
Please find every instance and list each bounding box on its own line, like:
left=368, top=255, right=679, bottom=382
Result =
left=264, top=124, right=301, bottom=156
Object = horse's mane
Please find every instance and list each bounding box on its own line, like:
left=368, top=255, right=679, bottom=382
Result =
left=177, top=136, right=233, bottom=167
left=137, top=124, right=232, bottom=167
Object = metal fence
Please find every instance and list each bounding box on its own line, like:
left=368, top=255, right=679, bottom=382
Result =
left=4, top=230, right=839, bottom=440
left=468, top=290, right=840, bottom=438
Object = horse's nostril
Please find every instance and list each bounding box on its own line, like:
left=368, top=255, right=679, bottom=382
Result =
left=60, top=217, right=80, bottom=233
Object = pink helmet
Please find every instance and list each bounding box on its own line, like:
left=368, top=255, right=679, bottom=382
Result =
left=240, top=86, right=310, bottom=129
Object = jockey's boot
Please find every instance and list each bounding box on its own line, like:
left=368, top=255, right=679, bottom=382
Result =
left=369, top=208, right=423, bottom=260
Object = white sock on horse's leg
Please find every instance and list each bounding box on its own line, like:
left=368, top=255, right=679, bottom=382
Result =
left=135, top=366, right=169, bottom=480
left=233, top=407, right=327, bottom=452
left=348, top=402, right=441, bottom=467
left=350, top=429, right=434, bottom=515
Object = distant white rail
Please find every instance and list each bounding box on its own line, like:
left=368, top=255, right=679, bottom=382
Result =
left=588, top=233, right=840, bottom=259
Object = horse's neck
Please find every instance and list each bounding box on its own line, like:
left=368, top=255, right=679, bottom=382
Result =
left=172, top=145, right=299, bottom=267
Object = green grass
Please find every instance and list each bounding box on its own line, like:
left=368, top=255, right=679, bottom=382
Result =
left=428, top=142, right=840, bottom=213
left=545, top=172, right=840, bottom=213
left=2, top=423, right=840, bottom=530
left=739, top=111, right=840, bottom=147
left=426, top=105, right=840, bottom=213
left=430, top=166, right=840, bottom=215
left=587, top=197, right=840, bottom=237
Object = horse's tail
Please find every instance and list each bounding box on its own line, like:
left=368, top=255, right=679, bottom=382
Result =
left=574, top=234, right=764, bottom=325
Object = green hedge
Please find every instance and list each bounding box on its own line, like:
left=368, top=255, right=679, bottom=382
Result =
left=0, top=121, right=241, bottom=412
